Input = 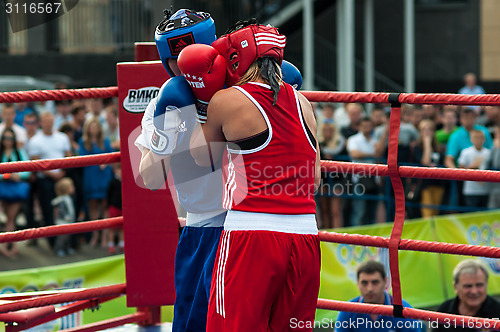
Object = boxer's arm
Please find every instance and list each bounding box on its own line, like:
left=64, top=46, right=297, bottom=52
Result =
left=138, top=77, right=195, bottom=190
left=134, top=98, right=155, bottom=153
left=139, top=149, right=170, bottom=191
left=191, top=89, right=227, bottom=167
left=298, top=92, right=320, bottom=190
left=137, top=98, right=170, bottom=190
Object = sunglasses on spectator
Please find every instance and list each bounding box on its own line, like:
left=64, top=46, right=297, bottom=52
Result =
left=24, top=121, right=37, bottom=125
left=2, top=137, right=14, bottom=141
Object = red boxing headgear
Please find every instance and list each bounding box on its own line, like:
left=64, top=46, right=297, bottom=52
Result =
left=211, top=24, right=286, bottom=87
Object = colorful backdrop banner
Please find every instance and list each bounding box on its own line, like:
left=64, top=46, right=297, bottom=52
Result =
left=317, top=210, right=500, bottom=321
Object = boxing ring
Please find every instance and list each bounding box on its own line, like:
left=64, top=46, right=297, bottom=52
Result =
left=1, top=63, right=500, bottom=330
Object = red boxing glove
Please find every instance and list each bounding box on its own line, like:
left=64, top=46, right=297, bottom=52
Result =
left=178, top=44, right=226, bottom=123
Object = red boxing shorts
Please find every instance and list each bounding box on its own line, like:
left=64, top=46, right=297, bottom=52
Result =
left=108, top=206, right=122, bottom=230
left=108, top=205, right=122, bottom=218
left=207, top=229, right=320, bottom=332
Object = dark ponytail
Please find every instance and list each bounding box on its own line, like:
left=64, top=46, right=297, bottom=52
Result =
left=257, top=57, right=282, bottom=105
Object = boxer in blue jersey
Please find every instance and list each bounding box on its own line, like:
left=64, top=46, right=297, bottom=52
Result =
left=136, top=9, right=224, bottom=332
left=136, top=9, right=303, bottom=332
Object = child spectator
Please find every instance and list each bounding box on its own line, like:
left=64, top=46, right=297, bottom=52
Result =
left=52, top=177, right=76, bottom=257
left=458, top=130, right=490, bottom=208
left=106, top=163, right=124, bottom=254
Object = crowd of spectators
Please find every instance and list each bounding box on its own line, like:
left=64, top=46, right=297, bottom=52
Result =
left=0, top=72, right=496, bottom=255
left=316, top=73, right=500, bottom=229
left=0, top=97, right=121, bottom=258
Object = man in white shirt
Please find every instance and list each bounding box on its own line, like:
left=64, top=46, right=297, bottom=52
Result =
left=347, top=118, right=385, bottom=226
left=28, top=112, right=72, bottom=248
left=457, top=130, right=490, bottom=208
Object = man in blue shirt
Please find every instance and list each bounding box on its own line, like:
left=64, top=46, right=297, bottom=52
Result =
left=458, top=73, right=485, bottom=112
left=458, top=73, right=485, bottom=96
left=335, top=261, right=421, bottom=332
left=445, top=108, right=493, bottom=169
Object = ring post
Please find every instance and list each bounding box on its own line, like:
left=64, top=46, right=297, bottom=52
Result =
left=117, top=59, right=177, bottom=321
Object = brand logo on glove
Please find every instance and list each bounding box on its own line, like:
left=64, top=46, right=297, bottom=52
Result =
left=151, top=129, right=169, bottom=151
left=241, top=40, right=248, bottom=48
left=168, top=32, right=195, bottom=56
left=178, top=121, right=187, bottom=133
left=183, top=74, right=205, bottom=89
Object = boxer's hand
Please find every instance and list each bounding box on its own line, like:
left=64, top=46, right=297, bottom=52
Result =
left=281, top=60, right=303, bottom=90
left=150, top=77, right=196, bottom=155
left=178, top=44, right=226, bottom=123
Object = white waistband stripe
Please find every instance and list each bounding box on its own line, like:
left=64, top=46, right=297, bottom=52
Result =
left=224, top=211, right=318, bottom=235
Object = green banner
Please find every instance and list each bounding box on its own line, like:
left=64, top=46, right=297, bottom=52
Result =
left=433, top=210, right=500, bottom=301
left=317, top=210, right=500, bottom=321
left=317, top=218, right=441, bottom=321
left=2, top=210, right=500, bottom=328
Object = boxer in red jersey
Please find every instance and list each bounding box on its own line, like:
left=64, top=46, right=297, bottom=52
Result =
left=181, top=20, right=321, bottom=332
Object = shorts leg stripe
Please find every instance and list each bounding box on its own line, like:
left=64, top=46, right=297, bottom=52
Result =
left=221, top=230, right=231, bottom=318
left=216, top=231, right=230, bottom=317
left=215, top=231, right=225, bottom=315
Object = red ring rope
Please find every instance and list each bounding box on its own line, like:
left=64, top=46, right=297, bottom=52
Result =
left=0, top=152, right=120, bottom=173
left=0, top=87, right=118, bottom=103
left=0, top=217, right=123, bottom=243
left=318, top=231, right=500, bottom=258
left=3, top=87, right=500, bottom=327
left=317, top=299, right=500, bottom=329
left=321, top=160, right=500, bottom=182
left=1, top=88, right=499, bottom=106
left=0, top=284, right=126, bottom=314
left=302, top=91, right=500, bottom=105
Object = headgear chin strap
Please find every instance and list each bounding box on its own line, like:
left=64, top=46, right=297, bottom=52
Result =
left=212, top=24, right=286, bottom=87
left=155, top=9, right=216, bottom=77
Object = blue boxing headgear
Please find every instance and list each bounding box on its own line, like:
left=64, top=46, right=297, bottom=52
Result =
left=281, top=60, right=303, bottom=90
left=155, top=9, right=216, bottom=77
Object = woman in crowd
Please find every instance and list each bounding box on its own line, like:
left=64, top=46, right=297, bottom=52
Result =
left=413, top=119, right=444, bottom=218
left=79, top=118, right=113, bottom=247
left=0, top=128, right=30, bottom=257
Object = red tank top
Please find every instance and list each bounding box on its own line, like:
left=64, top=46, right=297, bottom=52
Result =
left=222, top=82, right=317, bottom=214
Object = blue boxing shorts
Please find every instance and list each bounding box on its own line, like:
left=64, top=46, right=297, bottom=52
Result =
left=173, top=213, right=225, bottom=332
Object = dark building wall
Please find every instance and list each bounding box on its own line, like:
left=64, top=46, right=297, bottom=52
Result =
left=284, top=0, right=482, bottom=93
left=372, top=0, right=481, bottom=92
left=413, top=1, right=480, bottom=92
left=0, top=0, right=487, bottom=93
left=0, top=52, right=135, bottom=88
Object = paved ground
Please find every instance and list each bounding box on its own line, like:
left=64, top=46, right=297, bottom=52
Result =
left=0, top=237, right=112, bottom=272
left=105, top=323, right=173, bottom=331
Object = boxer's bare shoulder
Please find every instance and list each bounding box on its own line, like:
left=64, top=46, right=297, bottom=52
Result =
left=209, top=86, right=250, bottom=118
